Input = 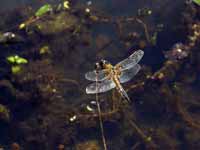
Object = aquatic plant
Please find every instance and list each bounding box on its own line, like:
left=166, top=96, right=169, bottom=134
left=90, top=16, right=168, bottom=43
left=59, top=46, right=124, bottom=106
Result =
left=35, top=4, right=53, bottom=17
left=193, top=0, right=200, bottom=5
left=7, top=55, right=28, bottom=65
left=39, top=45, right=50, bottom=55
left=0, top=104, right=10, bottom=122
left=11, top=65, right=22, bottom=74
left=164, top=43, right=189, bottom=60
left=6, top=55, right=28, bottom=74
left=19, top=4, right=53, bottom=30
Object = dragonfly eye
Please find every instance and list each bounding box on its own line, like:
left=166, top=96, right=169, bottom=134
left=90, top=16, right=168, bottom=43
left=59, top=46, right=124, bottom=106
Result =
left=95, top=62, right=103, bottom=71
left=95, top=62, right=99, bottom=69
left=100, top=59, right=108, bottom=65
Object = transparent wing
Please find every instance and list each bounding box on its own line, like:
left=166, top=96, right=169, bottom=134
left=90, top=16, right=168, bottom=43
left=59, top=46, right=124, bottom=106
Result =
left=116, top=50, right=144, bottom=71
left=119, top=64, right=141, bottom=83
left=85, top=69, right=109, bottom=81
left=86, top=79, right=116, bottom=94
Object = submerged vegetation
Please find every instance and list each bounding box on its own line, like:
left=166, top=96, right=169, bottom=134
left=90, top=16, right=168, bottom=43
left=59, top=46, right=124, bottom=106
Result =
left=0, top=0, right=200, bottom=150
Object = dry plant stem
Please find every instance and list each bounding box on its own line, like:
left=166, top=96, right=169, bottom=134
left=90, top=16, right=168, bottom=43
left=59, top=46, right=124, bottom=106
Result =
left=126, top=82, right=145, bottom=93
left=96, top=75, right=107, bottom=150
left=175, top=96, right=200, bottom=130
left=136, top=18, right=151, bottom=43
left=128, top=120, right=157, bottom=149
left=95, top=13, right=151, bottom=44
left=60, top=78, right=80, bottom=88
left=131, top=142, right=141, bottom=150
left=3, top=16, right=39, bottom=32
left=97, top=40, right=114, bottom=52
left=60, top=78, right=84, bottom=93
left=24, top=16, right=40, bottom=26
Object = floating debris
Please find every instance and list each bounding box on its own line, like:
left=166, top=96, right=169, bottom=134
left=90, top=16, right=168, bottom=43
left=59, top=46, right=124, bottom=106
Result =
left=84, top=101, right=98, bottom=112
left=19, top=23, right=26, bottom=30
left=69, top=115, right=77, bottom=122
left=137, top=8, right=152, bottom=17
left=63, top=1, right=70, bottom=10
left=39, top=45, right=51, bottom=55
left=164, top=43, right=189, bottom=60
left=85, top=8, right=91, bottom=13
left=0, top=32, right=24, bottom=44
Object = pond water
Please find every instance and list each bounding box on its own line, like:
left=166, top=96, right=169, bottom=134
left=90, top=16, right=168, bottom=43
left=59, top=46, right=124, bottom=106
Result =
left=0, top=0, right=199, bottom=150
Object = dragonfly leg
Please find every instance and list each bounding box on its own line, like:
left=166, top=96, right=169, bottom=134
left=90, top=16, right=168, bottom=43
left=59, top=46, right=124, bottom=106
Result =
left=120, top=88, right=131, bottom=103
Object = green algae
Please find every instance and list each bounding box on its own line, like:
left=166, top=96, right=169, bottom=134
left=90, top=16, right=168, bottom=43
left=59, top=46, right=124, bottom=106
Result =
left=34, top=12, right=78, bottom=35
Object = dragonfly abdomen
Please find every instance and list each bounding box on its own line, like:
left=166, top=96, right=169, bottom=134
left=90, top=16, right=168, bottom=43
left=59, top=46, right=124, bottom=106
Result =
left=113, top=76, right=131, bottom=103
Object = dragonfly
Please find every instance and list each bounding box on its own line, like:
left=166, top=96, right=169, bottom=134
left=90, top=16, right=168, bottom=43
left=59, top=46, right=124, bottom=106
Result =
left=85, top=50, right=144, bottom=102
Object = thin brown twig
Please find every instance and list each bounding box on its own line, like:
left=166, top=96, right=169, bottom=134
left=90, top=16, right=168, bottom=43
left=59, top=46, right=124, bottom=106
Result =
left=136, top=18, right=151, bottom=43
left=60, top=78, right=80, bottom=88
left=128, top=120, right=157, bottom=150
left=175, top=96, right=200, bottom=130
left=131, top=142, right=141, bottom=150
left=95, top=73, right=107, bottom=150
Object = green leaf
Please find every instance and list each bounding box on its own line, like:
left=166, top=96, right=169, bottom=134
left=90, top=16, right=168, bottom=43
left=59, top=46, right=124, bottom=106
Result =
left=15, top=57, right=28, bottom=64
left=193, top=0, right=200, bottom=5
left=6, top=55, right=28, bottom=65
left=11, top=65, right=22, bottom=74
left=35, top=4, right=52, bottom=17
left=7, top=56, right=15, bottom=63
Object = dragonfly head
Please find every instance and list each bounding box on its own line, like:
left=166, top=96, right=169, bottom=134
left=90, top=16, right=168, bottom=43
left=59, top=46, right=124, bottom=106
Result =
left=95, top=59, right=109, bottom=70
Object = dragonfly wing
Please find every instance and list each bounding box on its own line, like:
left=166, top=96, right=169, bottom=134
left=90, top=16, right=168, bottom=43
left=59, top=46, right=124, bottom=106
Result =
left=116, top=50, right=144, bottom=71
left=119, top=64, right=141, bottom=83
left=85, top=69, right=109, bottom=81
left=86, top=79, right=116, bottom=94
